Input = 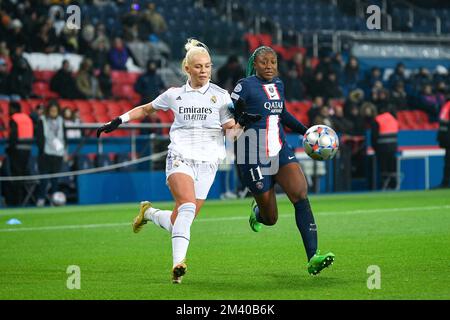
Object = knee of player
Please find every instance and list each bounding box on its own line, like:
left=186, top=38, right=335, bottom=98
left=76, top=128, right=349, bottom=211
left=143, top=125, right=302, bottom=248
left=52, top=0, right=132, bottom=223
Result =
left=290, top=188, right=308, bottom=203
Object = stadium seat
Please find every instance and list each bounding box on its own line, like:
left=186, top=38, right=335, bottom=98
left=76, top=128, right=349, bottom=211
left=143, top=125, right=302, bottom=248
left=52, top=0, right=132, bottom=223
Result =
left=58, top=99, right=76, bottom=110
left=110, top=71, right=140, bottom=85
left=112, top=83, right=140, bottom=103
left=32, top=81, right=59, bottom=99
left=89, top=100, right=107, bottom=115
left=103, top=101, right=122, bottom=118
left=33, top=70, right=55, bottom=82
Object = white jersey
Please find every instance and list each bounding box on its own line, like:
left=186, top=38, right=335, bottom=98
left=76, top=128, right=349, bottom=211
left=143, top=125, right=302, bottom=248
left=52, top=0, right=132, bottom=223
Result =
left=152, top=81, right=234, bottom=162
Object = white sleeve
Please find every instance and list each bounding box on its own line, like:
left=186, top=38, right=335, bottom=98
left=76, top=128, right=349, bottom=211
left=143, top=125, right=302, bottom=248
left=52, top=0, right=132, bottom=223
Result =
left=220, top=92, right=235, bottom=125
left=151, top=89, right=172, bottom=111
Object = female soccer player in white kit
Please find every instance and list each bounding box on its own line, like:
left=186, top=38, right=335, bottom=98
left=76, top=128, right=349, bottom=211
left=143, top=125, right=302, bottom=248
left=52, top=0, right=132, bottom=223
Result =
left=97, top=39, right=252, bottom=283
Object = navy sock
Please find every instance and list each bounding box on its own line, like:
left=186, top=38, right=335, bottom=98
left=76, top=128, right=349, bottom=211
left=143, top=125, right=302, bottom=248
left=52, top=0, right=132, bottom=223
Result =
left=294, top=198, right=318, bottom=261
left=253, top=205, right=263, bottom=223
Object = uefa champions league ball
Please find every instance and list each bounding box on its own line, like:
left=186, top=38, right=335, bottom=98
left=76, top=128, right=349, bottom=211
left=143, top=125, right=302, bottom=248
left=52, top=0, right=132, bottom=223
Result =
left=51, top=191, right=67, bottom=206
left=303, top=125, right=339, bottom=161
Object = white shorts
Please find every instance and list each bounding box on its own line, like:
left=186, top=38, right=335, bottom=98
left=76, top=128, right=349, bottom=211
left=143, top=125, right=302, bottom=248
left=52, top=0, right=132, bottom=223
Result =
left=165, top=151, right=219, bottom=200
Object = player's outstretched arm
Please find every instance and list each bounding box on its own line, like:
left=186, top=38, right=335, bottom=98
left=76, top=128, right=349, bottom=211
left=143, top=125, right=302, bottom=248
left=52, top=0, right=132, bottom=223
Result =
left=280, top=108, right=308, bottom=135
left=97, top=102, right=156, bottom=137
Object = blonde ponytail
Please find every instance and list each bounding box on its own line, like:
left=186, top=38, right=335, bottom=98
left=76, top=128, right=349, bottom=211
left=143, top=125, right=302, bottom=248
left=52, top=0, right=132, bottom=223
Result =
left=181, top=38, right=210, bottom=78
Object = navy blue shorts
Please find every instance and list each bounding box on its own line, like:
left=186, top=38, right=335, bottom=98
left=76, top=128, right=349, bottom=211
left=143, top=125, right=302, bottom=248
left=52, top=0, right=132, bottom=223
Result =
left=237, top=143, right=298, bottom=194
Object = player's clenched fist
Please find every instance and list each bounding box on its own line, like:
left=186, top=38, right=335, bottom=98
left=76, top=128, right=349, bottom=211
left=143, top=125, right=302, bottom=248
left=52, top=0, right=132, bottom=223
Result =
left=96, top=117, right=122, bottom=137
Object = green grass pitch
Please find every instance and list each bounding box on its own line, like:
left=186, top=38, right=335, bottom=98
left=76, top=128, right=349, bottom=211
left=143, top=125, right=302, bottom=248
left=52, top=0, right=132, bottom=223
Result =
left=0, top=190, right=449, bottom=300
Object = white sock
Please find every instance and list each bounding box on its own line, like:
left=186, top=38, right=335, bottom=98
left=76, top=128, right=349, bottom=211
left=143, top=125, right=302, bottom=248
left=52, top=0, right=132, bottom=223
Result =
left=171, top=202, right=196, bottom=267
left=144, top=207, right=173, bottom=233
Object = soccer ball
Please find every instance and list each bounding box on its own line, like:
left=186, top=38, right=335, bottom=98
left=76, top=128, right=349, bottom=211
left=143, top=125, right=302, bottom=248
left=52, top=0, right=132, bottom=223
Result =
left=51, top=191, right=67, bottom=206
left=303, top=125, right=339, bottom=161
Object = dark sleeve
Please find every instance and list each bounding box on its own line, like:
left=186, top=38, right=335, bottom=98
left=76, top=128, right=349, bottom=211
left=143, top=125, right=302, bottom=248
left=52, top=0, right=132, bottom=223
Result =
left=280, top=108, right=308, bottom=135
left=9, top=120, right=18, bottom=148
left=36, top=119, right=44, bottom=155
left=230, top=79, right=249, bottom=117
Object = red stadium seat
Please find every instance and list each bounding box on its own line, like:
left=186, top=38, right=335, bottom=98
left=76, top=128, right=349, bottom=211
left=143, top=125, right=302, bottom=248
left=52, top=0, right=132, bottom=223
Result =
left=33, top=70, right=55, bottom=82
left=110, top=71, right=140, bottom=85
left=104, top=102, right=122, bottom=118
left=112, top=84, right=141, bottom=103
left=89, top=100, right=107, bottom=115
left=0, top=100, right=9, bottom=115
left=58, top=99, right=76, bottom=110
left=32, top=81, right=59, bottom=99
left=79, top=113, right=96, bottom=123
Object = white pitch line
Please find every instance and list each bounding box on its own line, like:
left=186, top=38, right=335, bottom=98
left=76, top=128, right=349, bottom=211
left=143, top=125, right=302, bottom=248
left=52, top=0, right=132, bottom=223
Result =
left=0, top=205, right=449, bottom=233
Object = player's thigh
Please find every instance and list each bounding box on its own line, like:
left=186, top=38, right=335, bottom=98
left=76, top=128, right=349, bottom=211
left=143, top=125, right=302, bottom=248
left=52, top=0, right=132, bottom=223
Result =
left=253, top=188, right=278, bottom=225
left=193, top=162, right=218, bottom=203
left=167, top=173, right=196, bottom=204
left=275, top=162, right=308, bottom=203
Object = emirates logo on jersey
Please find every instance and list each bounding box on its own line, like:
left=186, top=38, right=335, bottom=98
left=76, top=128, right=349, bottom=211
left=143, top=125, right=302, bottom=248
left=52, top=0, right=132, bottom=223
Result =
left=179, top=106, right=212, bottom=120
left=262, top=84, right=281, bottom=100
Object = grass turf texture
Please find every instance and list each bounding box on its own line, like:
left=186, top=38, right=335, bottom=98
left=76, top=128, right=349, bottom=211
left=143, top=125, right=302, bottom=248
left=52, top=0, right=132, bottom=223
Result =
left=0, top=190, right=449, bottom=300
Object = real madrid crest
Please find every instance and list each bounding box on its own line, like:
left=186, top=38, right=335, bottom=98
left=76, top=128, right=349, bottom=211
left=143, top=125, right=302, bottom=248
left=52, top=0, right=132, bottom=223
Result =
left=210, top=95, right=217, bottom=103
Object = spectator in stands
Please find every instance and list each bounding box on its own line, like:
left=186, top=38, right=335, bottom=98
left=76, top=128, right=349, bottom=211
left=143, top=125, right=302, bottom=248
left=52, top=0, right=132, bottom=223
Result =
left=344, top=89, right=365, bottom=135
left=435, top=80, right=447, bottom=105
left=331, top=52, right=344, bottom=80
left=76, top=58, right=103, bottom=99
left=283, top=64, right=305, bottom=101
left=289, top=52, right=305, bottom=78
left=307, top=71, right=325, bottom=99
left=311, top=105, right=333, bottom=128
left=6, top=101, right=34, bottom=206
left=363, top=67, right=383, bottom=94
left=0, top=41, right=12, bottom=72
left=0, top=58, right=10, bottom=99
left=331, top=105, right=353, bottom=134
left=142, top=3, right=168, bottom=36
left=419, top=84, right=441, bottom=122
left=433, top=65, right=448, bottom=85
left=98, top=63, right=113, bottom=100
left=36, top=100, right=67, bottom=207
left=62, top=107, right=82, bottom=139
left=315, top=54, right=333, bottom=76
left=343, top=56, right=360, bottom=90
left=121, top=3, right=140, bottom=42
left=89, top=38, right=109, bottom=69
left=134, top=60, right=165, bottom=103
left=412, top=67, right=432, bottom=92
left=109, top=37, right=129, bottom=70
left=92, top=24, right=110, bottom=51
left=323, top=72, right=343, bottom=99
left=29, top=103, right=45, bottom=137
left=31, top=18, right=59, bottom=53
left=50, top=60, right=80, bottom=99
left=216, top=55, right=245, bottom=93
left=79, top=24, right=96, bottom=57
left=371, top=104, right=399, bottom=190
left=60, top=25, right=79, bottom=53
left=6, top=19, right=27, bottom=50
left=372, top=87, right=390, bottom=113
left=8, top=48, right=33, bottom=99
left=307, top=96, right=325, bottom=124
left=388, top=62, right=408, bottom=89
left=360, top=102, right=378, bottom=129
left=390, top=81, right=408, bottom=111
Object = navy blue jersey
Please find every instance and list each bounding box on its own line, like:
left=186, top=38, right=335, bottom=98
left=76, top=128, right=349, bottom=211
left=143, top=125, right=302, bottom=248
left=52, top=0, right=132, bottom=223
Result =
left=231, top=75, right=287, bottom=158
